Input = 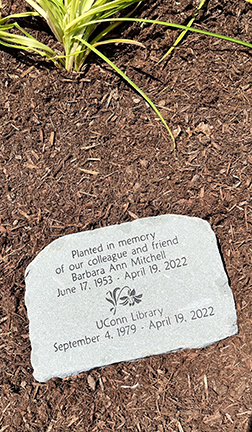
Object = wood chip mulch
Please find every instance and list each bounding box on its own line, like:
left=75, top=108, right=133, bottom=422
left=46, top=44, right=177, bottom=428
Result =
left=0, top=0, right=252, bottom=430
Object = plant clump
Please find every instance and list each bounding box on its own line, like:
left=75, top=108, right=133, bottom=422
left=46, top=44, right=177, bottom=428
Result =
left=1, top=0, right=251, bottom=143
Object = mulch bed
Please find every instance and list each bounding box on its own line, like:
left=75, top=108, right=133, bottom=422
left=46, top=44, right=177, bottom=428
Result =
left=1, top=0, right=252, bottom=430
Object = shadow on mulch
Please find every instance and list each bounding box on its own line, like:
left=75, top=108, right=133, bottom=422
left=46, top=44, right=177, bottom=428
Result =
left=247, top=416, right=252, bottom=432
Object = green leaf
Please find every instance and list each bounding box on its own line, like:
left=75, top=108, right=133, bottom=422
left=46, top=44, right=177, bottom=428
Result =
left=84, top=17, right=252, bottom=50
left=158, top=0, right=207, bottom=63
left=0, top=11, right=39, bottom=24
left=74, top=36, right=175, bottom=144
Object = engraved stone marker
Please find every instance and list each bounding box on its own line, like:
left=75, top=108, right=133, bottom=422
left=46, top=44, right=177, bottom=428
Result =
left=25, top=215, right=238, bottom=382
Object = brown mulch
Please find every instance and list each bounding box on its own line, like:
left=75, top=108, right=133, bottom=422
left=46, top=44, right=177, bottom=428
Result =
left=1, top=0, right=252, bottom=430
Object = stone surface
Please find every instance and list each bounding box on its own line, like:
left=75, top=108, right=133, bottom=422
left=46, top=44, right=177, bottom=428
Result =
left=25, top=215, right=238, bottom=382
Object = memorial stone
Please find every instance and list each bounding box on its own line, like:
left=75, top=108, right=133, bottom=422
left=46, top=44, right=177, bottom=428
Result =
left=25, top=215, right=238, bottom=382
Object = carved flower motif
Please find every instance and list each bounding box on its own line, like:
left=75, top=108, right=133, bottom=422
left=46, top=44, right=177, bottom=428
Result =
left=120, top=289, right=143, bottom=306
left=106, top=286, right=143, bottom=315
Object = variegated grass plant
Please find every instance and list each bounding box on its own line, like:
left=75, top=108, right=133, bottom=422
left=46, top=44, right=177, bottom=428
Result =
left=1, top=0, right=252, bottom=144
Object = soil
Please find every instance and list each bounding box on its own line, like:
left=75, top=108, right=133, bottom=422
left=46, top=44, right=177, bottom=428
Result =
left=1, top=0, right=252, bottom=431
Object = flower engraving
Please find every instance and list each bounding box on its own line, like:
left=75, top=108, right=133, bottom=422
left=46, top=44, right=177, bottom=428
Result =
left=106, top=286, right=143, bottom=315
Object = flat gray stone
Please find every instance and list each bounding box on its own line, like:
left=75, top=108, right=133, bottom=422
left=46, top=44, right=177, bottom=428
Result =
left=25, top=215, right=238, bottom=382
